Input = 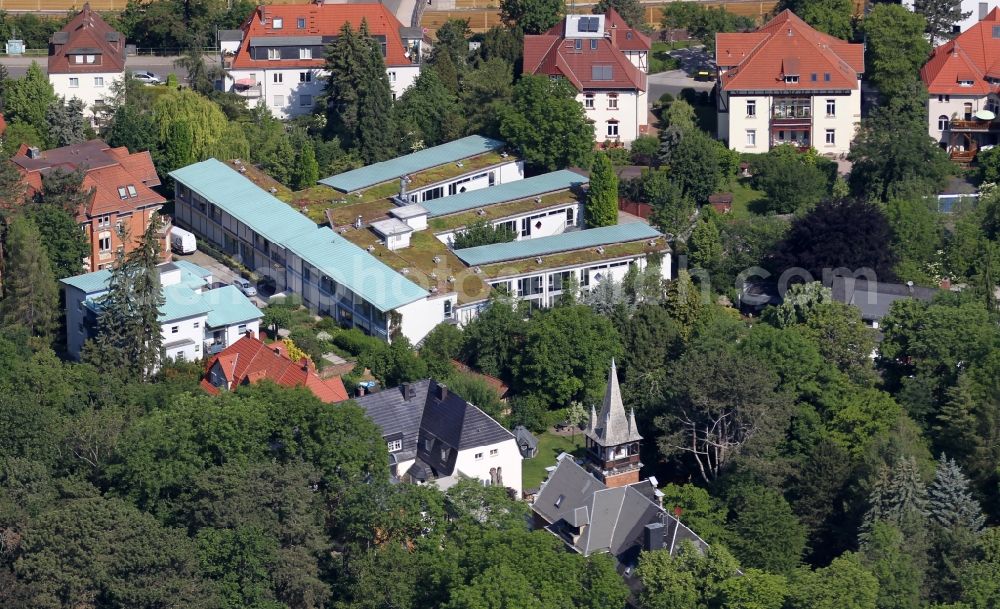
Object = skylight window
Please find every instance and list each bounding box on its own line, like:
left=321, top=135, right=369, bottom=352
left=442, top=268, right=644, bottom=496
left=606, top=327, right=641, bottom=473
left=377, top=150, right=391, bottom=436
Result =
left=592, top=65, right=613, bottom=80
left=577, top=16, right=600, bottom=33
left=127, top=185, right=137, bottom=198
left=117, top=186, right=128, bottom=200
left=784, top=75, right=799, bottom=84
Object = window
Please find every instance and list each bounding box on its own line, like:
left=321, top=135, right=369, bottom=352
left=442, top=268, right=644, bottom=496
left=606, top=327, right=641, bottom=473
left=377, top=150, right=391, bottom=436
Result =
left=554, top=494, right=564, bottom=508
left=440, top=447, right=448, bottom=460
left=575, top=39, right=582, bottom=51
left=824, top=73, right=831, bottom=82
left=99, top=235, right=112, bottom=252
left=592, top=65, right=613, bottom=80
left=299, top=94, right=312, bottom=107
left=608, top=93, right=618, bottom=109
left=94, top=76, right=104, bottom=87
left=267, top=48, right=280, bottom=60
left=475, top=452, right=483, bottom=460
left=299, top=71, right=312, bottom=82
left=85, top=55, right=95, bottom=64
left=746, top=99, right=756, bottom=117
left=784, top=75, right=799, bottom=84
left=117, top=186, right=128, bottom=200
left=810, top=73, right=817, bottom=82
left=607, top=122, right=619, bottom=137
left=127, top=185, right=137, bottom=197
left=193, top=322, right=200, bottom=329
left=98, top=214, right=111, bottom=227
left=238, top=324, right=247, bottom=334
left=566, top=206, right=575, bottom=226
left=69, top=77, right=79, bottom=88
left=938, top=115, right=950, bottom=131
left=938, top=94, right=951, bottom=102
left=73, top=55, right=83, bottom=64
left=591, top=39, right=598, bottom=50
left=170, top=325, right=179, bottom=334
left=273, top=17, right=283, bottom=29
left=994, top=24, right=1000, bottom=38
left=297, top=17, right=306, bottom=28
left=825, top=129, right=835, bottom=145
left=273, top=72, right=283, bottom=83
left=959, top=79, right=974, bottom=87
left=964, top=102, right=974, bottom=119
left=746, top=129, right=756, bottom=147
left=444, top=300, right=453, bottom=319
left=299, top=47, right=312, bottom=60
left=388, top=71, right=397, bottom=82
left=387, top=438, right=403, bottom=452
left=490, top=449, right=498, bottom=457
left=825, top=99, right=836, bottom=116
left=273, top=95, right=284, bottom=107
left=584, top=93, right=595, bottom=109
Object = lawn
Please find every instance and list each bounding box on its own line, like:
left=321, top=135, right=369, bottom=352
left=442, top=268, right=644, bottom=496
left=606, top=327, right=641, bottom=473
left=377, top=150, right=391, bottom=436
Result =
left=726, top=180, right=767, bottom=218
left=522, top=431, right=585, bottom=491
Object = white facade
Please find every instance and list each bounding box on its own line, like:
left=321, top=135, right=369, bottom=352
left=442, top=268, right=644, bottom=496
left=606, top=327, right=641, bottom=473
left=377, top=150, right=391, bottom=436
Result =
left=720, top=87, right=861, bottom=155
left=226, top=65, right=419, bottom=119
left=49, top=71, right=123, bottom=118
left=901, top=0, right=1000, bottom=36
left=397, top=294, right=457, bottom=345
left=434, top=202, right=583, bottom=246
left=451, top=438, right=523, bottom=498
left=927, top=92, right=1000, bottom=146
left=581, top=89, right=648, bottom=145
left=398, top=160, right=524, bottom=205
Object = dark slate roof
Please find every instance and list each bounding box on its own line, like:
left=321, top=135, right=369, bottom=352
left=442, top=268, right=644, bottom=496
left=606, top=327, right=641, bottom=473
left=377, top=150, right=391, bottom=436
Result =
left=353, top=379, right=515, bottom=478
left=218, top=29, right=245, bottom=42
left=828, top=277, right=938, bottom=322
left=533, top=456, right=709, bottom=561
left=514, top=425, right=539, bottom=450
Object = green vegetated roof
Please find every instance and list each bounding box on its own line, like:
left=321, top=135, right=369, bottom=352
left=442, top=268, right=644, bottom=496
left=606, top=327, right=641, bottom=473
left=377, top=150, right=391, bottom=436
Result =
left=421, top=170, right=588, bottom=218
left=454, top=223, right=664, bottom=266
left=318, top=135, right=505, bottom=193
left=169, top=159, right=428, bottom=313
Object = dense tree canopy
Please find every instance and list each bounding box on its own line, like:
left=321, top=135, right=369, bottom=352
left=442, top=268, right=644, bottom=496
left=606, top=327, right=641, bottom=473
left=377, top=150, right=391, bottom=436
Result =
left=499, top=75, right=594, bottom=171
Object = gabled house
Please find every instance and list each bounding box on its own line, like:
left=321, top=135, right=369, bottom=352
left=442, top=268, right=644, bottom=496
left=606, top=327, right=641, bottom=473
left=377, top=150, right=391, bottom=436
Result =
left=524, top=10, right=650, bottom=144
left=11, top=139, right=166, bottom=272
left=201, top=332, right=348, bottom=403
left=920, top=8, right=1000, bottom=162
left=48, top=3, right=126, bottom=119
left=828, top=276, right=939, bottom=330
left=61, top=261, right=263, bottom=362
left=532, top=361, right=708, bottom=568
left=352, top=379, right=523, bottom=497
left=222, top=3, right=423, bottom=119
left=715, top=10, right=864, bottom=154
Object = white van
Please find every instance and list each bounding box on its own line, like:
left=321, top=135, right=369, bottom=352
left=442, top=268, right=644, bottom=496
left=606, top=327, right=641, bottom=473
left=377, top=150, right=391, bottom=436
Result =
left=170, top=226, right=197, bottom=254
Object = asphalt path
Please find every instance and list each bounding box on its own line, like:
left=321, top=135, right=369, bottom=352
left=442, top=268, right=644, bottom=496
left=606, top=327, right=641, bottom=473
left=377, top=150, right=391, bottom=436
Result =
left=1, top=53, right=221, bottom=81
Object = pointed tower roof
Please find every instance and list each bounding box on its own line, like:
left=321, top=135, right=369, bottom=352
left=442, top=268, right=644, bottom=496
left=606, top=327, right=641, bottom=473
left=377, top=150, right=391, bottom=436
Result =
left=586, top=359, right=643, bottom=447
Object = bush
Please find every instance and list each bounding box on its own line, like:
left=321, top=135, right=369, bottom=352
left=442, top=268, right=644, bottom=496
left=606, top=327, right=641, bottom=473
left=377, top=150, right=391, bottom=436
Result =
left=333, top=328, right=383, bottom=357
left=630, top=135, right=659, bottom=166
left=658, top=92, right=675, bottom=105
left=288, top=329, right=326, bottom=365
left=508, top=393, right=552, bottom=432
left=315, top=317, right=339, bottom=333
left=602, top=146, right=631, bottom=167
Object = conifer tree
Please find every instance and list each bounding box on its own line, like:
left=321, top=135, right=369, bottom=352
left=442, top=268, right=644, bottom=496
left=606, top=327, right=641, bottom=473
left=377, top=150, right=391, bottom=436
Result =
left=324, top=21, right=364, bottom=145
left=688, top=214, right=722, bottom=271
left=356, top=19, right=397, bottom=163
left=0, top=215, right=57, bottom=339
left=914, top=0, right=971, bottom=45
left=861, top=457, right=928, bottom=542
left=40, top=167, right=92, bottom=215
left=89, top=214, right=165, bottom=381
left=293, top=141, right=320, bottom=190
left=585, top=153, right=619, bottom=228
left=928, top=453, right=985, bottom=533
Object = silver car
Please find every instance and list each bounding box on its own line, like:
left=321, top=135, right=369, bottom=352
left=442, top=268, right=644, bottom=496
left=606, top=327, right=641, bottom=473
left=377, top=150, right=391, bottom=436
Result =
left=233, top=278, right=257, bottom=297
left=132, top=71, right=161, bottom=85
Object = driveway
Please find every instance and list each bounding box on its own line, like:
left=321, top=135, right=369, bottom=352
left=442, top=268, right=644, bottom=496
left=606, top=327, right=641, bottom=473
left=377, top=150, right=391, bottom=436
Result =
left=647, top=46, right=715, bottom=105
left=173, top=250, right=268, bottom=307
left=1, top=54, right=216, bottom=80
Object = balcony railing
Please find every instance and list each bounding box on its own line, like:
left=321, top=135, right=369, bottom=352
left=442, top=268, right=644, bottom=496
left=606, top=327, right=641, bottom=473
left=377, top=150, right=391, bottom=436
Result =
left=949, top=119, right=1000, bottom=132
left=233, top=84, right=262, bottom=98
left=950, top=149, right=977, bottom=163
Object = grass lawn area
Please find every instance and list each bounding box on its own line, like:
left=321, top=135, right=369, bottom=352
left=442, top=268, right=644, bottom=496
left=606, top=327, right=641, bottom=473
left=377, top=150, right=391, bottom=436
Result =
left=727, top=180, right=767, bottom=218
left=522, top=431, right=585, bottom=491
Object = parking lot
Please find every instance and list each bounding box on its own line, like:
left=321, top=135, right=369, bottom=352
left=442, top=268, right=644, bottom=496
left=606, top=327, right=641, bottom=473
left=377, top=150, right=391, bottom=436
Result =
left=648, top=45, right=716, bottom=104
left=172, top=249, right=269, bottom=308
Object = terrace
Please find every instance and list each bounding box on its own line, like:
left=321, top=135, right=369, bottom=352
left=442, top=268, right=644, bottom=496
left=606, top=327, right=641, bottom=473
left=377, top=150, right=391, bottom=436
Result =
left=427, top=190, right=581, bottom=232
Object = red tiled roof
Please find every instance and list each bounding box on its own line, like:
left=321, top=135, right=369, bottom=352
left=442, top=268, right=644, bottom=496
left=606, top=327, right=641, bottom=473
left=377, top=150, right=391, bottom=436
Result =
left=450, top=359, right=511, bottom=400
left=523, top=9, right=648, bottom=92
left=48, top=3, right=125, bottom=75
left=922, top=8, right=1000, bottom=95
left=230, top=3, right=411, bottom=70
left=0, top=113, right=6, bottom=136
left=10, top=139, right=165, bottom=221
left=715, top=10, right=863, bottom=92
left=202, top=333, right=349, bottom=404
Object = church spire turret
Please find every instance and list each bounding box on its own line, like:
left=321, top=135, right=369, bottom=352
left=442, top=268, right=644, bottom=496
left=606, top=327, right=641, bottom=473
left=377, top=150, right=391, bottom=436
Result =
left=584, top=359, right=644, bottom=488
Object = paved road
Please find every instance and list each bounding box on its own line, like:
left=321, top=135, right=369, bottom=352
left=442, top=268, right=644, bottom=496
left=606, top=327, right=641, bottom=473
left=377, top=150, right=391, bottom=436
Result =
left=1, top=54, right=220, bottom=80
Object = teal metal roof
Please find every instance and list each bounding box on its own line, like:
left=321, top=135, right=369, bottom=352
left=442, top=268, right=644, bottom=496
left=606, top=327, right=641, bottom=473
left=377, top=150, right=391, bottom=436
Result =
left=169, top=159, right=317, bottom=244
left=171, top=260, right=213, bottom=280
left=286, top=227, right=428, bottom=312
left=318, top=136, right=505, bottom=193
left=160, top=285, right=213, bottom=321
left=453, top=223, right=664, bottom=266
left=203, top=285, right=265, bottom=327
left=61, top=269, right=113, bottom=294
left=421, top=170, right=587, bottom=218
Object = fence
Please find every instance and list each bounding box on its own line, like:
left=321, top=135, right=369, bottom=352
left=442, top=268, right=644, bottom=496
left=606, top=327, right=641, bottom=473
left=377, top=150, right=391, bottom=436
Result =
left=619, top=199, right=653, bottom=220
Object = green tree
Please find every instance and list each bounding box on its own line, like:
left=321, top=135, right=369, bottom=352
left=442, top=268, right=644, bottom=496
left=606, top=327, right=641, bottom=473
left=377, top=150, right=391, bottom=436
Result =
left=105, top=101, right=158, bottom=154
left=174, top=48, right=222, bottom=96
left=260, top=304, right=292, bottom=339
left=717, top=569, right=788, bottom=609
left=776, top=0, right=854, bottom=38
left=292, top=138, right=320, bottom=190
left=786, top=553, right=879, bottom=609
left=4, top=62, right=55, bottom=141
left=862, top=457, right=929, bottom=541
left=886, top=197, right=942, bottom=283
left=153, top=88, right=249, bottom=167
left=642, top=168, right=693, bottom=236
left=23, top=203, right=89, bottom=280
left=161, top=119, right=196, bottom=175
left=0, top=216, right=57, bottom=339
left=914, top=0, right=970, bottom=45
left=751, top=145, right=829, bottom=214
left=45, top=97, right=87, bottom=148
left=396, top=68, right=464, bottom=147
left=688, top=213, right=722, bottom=271
left=460, top=293, right=527, bottom=379
left=460, top=58, right=515, bottom=138
left=593, top=0, right=645, bottom=28
left=764, top=281, right=832, bottom=328
left=862, top=522, right=924, bottom=609
left=499, top=0, right=564, bottom=34
left=977, top=145, right=1000, bottom=184
left=669, top=128, right=720, bottom=204
left=499, top=75, right=594, bottom=171
left=452, top=219, right=517, bottom=249
left=863, top=5, right=932, bottom=101
left=196, top=526, right=278, bottom=609
left=430, top=18, right=472, bottom=68
left=356, top=22, right=399, bottom=163
left=242, top=105, right=295, bottom=185
left=585, top=153, right=619, bottom=228
left=448, top=372, right=505, bottom=421
left=419, top=322, right=465, bottom=379
left=725, top=485, right=808, bottom=574
left=88, top=215, right=166, bottom=381
left=928, top=453, right=985, bottom=533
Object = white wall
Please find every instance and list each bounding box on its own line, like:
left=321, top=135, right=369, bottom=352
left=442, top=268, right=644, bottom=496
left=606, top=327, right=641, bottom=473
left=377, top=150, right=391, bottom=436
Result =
left=724, top=88, right=859, bottom=154
left=434, top=202, right=582, bottom=245
left=396, top=293, right=454, bottom=344
left=810, top=88, right=860, bottom=156
left=453, top=438, right=523, bottom=498
left=163, top=314, right=209, bottom=362
left=217, top=319, right=262, bottom=348
left=902, top=0, right=999, bottom=35
left=579, top=90, right=645, bottom=144
left=50, top=71, right=123, bottom=117
left=927, top=93, right=991, bottom=143
left=404, top=160, right=524, bottom=204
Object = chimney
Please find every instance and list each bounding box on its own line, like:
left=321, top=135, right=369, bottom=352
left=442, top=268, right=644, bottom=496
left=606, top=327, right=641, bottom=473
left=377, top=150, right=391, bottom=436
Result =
left=643, top=522, right=666, bottom=551
left=401, top=382, right=410, bottom=400
left=299, top=357, right=310, bottom=372
left=436, top=383, right=448, bottom=401
left=245, top=328, right=255, bottom=339
left=27, top=146, right=40, bottom=159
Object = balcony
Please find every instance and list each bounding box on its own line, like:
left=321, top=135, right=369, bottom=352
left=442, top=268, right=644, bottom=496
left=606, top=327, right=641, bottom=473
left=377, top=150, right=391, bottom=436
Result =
left=233, top=83, right=262, bottom=98
left=949, top=118, right=1000, bottom=132
left=950, top=149, right=977, bottom=163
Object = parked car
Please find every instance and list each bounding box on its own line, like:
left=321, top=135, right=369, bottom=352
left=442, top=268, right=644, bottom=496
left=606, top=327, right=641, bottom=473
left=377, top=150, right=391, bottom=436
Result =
left=233, top=277, right=257, bottom=297
left=169, top=226, right=196, bottom=254
left=132, top=71, right=161, bottom=85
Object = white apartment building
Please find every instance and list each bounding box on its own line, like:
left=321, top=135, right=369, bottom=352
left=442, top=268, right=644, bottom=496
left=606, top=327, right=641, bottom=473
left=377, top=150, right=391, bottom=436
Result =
left=715, top=10, right=864, bottom=155
left=903, top=0, right=1000, bottom=38
left=61, top=260, right=262, bottom=362
left=221, top=3, right=422, bottom=119
left=48, top=4, right=125, bottom=119
left=524, top=10, right=650, bottom=145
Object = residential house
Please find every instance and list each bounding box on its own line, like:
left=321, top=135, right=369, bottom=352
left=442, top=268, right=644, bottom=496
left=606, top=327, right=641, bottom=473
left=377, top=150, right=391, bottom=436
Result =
left=828, top=276, right=939, bottom=330
left=352, top=379, right=523, bottom=497
left=902, top=0, right=1000, bottom=37
left=222, top=3, right=423, bottom=119
left=531, top=361, right=709, bottom=568
left=11, top=139, right=166, bottom=272
left=523, top=10, right=650, bottom=145
left=61, top=260, right=263, bottom=362
left=920, top=8, right=1000, bottom=163
left=201, top=332, right=348, bottom=402
left=715, top=10, right=864, bottom=154
left=48, top=3, right=126, bottom=119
